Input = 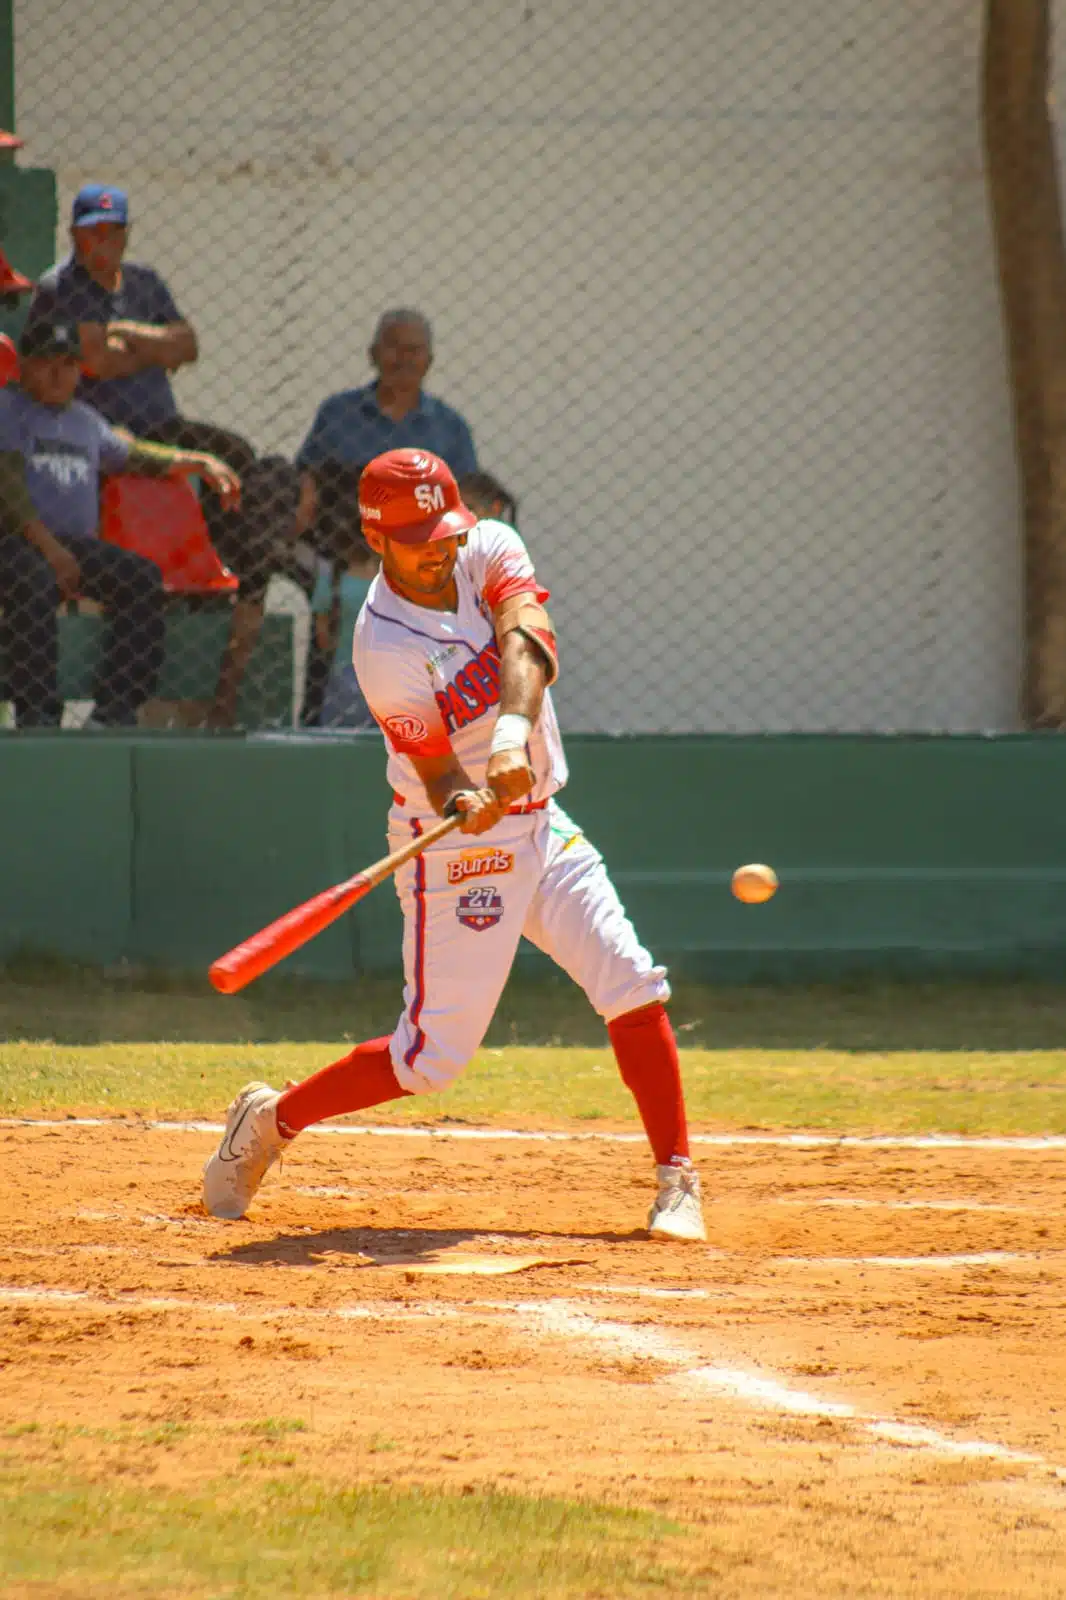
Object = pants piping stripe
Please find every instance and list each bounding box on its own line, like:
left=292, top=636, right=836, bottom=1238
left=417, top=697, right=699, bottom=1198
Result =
left=403, top=819, right=428, bottom=1069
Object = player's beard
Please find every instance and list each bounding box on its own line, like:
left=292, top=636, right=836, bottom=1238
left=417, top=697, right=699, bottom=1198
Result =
left=414, top=553, right=455, bottom=591
left=384, top=543, right=459, bottom=607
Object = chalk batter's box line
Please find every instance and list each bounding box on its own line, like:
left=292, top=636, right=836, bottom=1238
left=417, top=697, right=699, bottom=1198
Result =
left=0, top=1281, right=1055, bottom=1480
left=4, top=1118, right=1066, bottom=1152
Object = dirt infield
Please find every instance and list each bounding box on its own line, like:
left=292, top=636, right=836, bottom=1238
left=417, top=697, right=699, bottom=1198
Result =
left=3, top=1120, right=1066, bottom=1596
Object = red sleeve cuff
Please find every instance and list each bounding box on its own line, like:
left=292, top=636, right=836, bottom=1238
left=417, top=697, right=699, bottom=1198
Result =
left=483, top=574, right=550, bottom=609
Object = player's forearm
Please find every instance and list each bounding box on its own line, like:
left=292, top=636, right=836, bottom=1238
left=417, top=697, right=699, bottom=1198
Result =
left=123, top=439, right=185, bottom=477
left=78, top=323, right=148, bottom=380
left=0, top=451, right=41, bottom=535
left=424, top=760, right=480, bottom=819
left=0, top=488, right=71, bottom=567
left=109, top=320, right=198, bottom=369
left=123, top=441, right=217, bottom=483
left=497, top=629, right=548, bottom=725
left=0, top=457, right=71, bottom=558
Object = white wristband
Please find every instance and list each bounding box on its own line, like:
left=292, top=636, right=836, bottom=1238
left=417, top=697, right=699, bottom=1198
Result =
left=490, top=713, right=532, bottom=756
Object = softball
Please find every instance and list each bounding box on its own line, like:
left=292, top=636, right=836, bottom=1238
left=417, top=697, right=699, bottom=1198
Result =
left=731, top=863, right=778, bottom=904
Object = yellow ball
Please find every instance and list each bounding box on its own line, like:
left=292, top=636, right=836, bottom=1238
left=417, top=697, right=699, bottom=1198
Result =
left=731, top=863, right=778, bottom=904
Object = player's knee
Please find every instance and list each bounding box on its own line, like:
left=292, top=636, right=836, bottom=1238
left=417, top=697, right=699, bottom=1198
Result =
left=391, top=1039, right=472, bottom=1096
left=599, top=964, right=671, bottom=1025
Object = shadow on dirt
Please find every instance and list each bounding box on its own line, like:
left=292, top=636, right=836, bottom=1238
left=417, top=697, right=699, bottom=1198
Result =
left=210, top=1223, right=645, bottom=1267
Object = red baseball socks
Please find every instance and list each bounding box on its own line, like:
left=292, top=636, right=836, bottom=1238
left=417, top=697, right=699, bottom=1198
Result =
left=608, top=1001, right=691, bottom=1167
left=275, top=1037, right=410, bottom=1137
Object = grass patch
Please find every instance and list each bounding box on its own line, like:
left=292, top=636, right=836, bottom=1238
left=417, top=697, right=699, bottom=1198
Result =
left=0, top=1466, right=693, bottom=1599
left=2, top=967, right=1066, bottom=1132
left=245, top=1417, right=310, bottom=1437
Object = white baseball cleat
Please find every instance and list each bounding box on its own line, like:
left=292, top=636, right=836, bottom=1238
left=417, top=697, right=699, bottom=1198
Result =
left=647, top=1163, right=706, bottom=1242
left=202, top=1082, right=287, bottom=1219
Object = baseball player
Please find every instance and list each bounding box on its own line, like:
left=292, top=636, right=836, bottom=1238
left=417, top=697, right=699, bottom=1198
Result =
left=204, top=449, right=705, bottom=1242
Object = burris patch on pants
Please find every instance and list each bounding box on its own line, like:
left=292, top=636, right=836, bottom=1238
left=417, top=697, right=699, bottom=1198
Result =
left=456, top=886, right=505, bottom=931
left=447, top=847, right=514, bottom=886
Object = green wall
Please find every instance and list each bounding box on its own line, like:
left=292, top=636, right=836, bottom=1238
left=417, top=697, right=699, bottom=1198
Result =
left=0, top=164, right=58, bottom=343
left=3, top=734, right=1066, bottom=984
left=0, top=0, right=13, bottom=136
left=0, top=0, right=59, bottom=341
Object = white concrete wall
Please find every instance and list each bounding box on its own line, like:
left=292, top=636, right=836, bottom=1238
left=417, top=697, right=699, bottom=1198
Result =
left=14, top=0, right=1025, bottom=731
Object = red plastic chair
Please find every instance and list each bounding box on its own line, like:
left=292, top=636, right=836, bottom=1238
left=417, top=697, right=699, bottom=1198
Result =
left=0, top=245, right=32, bottom=297
left=0, top=333, right=17, bottom=387
left=100, top=475, right=239, bottom=594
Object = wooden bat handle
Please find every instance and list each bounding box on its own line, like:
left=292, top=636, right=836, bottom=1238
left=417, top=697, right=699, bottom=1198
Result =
left=208, top=812, right=462, bottom=994
left=356, top=812, right=462, bottom=890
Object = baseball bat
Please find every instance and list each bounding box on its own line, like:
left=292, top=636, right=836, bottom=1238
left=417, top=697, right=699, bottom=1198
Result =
left=208, top=812, right=462, bottom=995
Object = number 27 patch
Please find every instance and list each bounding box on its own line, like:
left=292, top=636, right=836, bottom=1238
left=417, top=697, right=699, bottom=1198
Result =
left=456, top=886, right=504, bottom=931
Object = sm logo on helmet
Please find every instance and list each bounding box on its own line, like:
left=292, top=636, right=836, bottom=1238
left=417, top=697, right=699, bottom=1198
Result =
left=414, top=482, right=446, bottom=513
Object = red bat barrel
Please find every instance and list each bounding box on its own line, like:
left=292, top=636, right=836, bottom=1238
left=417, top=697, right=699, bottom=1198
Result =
left=208, top=873, right=372, bottom=994
left=207, top=812, right=462, bottom=994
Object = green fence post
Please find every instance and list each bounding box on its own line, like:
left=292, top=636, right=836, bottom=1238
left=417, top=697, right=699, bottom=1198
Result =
left=0, top=0, right=13, bottom=139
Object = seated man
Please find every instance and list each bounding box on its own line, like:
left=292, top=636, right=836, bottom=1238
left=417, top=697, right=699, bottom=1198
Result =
left=28, top=183, right=250, bottom=467
left=28, top=183, right=302, bottom=728
left=296, top=309, right=478, bottom=526
left=0, top=320, right=239, bottom=728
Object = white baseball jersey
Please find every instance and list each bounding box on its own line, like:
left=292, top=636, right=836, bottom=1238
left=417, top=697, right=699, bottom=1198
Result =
left=352, top=516, right=668, bottom=1095
left=353, top=518, right=567, bottom=816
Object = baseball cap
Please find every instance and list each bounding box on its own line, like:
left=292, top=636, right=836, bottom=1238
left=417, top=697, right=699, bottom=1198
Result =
left=71, top=183, right=129, bottom=228
left=358, top=449, right=478, bottom=545
left=18, top=321, right=83, bottom=361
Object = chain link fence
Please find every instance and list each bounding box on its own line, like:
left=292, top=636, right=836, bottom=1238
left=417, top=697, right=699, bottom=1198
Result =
left=0, top=1, right=1041, bottom=733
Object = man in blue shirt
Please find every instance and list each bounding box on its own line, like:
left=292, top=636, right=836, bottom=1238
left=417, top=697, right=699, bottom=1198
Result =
left=29, top=183, right=306, bottom=729
left=0, top=320, right=239, bottom=727
left=28, top=181, right=255, bottom=549
left=297, top=310, right=478, bottom=516
left=29, top=183, right=199, bottom=435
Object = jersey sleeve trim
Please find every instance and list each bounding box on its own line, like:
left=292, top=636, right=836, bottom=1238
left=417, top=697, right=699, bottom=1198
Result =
left=484, top=573, right=550, bottom=609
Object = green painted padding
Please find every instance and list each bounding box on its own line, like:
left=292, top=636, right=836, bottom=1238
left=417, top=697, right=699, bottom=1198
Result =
left=562, top=735, right=1066, bottom=868
left=5, top=734, right=1066, bottom=982
left=560, top=737, right=1066, bottom=980
left=130, top=738, right=396, bottom=979
left=0, top=166, right=57, bottom=341
left=0, top=0, right=13, bottom=133
left=0, top=612, right=294, bottom=725
left=0, top=738, right=131, bottom=962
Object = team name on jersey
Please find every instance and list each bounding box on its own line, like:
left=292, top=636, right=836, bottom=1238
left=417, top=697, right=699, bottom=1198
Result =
left=446, top=847, right=514, bottom=885
left=434, top=640, right=501, bottom=735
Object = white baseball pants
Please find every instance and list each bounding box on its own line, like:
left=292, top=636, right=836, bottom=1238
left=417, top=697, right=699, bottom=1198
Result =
left=387, top=800, right=670, bottom=1094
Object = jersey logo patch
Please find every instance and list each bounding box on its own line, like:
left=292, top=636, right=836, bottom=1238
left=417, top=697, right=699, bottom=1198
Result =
left=447, top=848, right=514, bottom=886
left=384, top=713, right=430, bottom=743
left=456, top=886, right=505, bottom=931
left=426, top=643, right=460, bottom=677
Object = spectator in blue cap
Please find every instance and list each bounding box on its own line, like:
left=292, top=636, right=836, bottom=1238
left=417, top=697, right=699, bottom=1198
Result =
left=29, top=182, right=251, bottom=466
left=29, top=183, right=308, bottom=728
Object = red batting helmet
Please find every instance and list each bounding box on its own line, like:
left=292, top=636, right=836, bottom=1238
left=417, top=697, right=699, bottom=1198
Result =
left=358, top=449, right=478, bottom=545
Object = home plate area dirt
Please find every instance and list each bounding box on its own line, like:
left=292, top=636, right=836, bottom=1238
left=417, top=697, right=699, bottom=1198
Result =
left=3, top=1121, right=1066, bottom=1596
